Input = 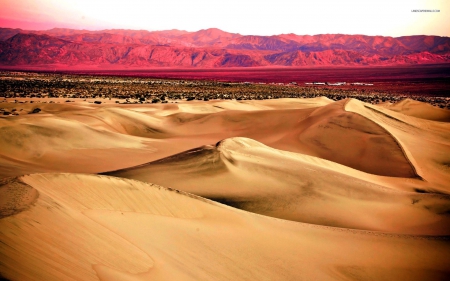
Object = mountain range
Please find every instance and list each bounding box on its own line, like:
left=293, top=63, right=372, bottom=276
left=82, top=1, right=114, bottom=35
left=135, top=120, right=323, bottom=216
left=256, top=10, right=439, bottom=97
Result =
left=0, top=27, right=449, bottom=68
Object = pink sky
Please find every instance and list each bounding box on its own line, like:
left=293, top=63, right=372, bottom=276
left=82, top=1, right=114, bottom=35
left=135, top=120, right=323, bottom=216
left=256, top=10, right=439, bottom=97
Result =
left=0, top=0, right=449, bottom=36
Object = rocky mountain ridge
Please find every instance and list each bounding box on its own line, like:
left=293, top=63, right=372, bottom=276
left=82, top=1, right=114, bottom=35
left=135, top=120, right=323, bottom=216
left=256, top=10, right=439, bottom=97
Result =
left=0, top=27, right=449, bottom=67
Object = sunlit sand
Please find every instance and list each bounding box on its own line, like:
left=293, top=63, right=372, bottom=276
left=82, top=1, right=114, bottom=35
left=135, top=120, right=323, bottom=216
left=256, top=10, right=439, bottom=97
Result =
left=1, top=96, right=450, bottom=280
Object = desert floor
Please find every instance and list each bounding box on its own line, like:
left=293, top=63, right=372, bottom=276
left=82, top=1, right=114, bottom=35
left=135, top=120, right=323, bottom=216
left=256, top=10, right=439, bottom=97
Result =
left=1, top=95, right=450, bottom=280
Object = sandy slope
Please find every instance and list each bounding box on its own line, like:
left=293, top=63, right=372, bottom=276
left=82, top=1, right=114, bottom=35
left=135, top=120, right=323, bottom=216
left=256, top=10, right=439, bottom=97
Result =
left=1, top=97, right=450, bottom=280
left=346, top=99, right=450, bottom=193
left=1, top=97, right=448, bottom=192
left=0, top=112, right=159, bottom=177
left=0, top=97, right=334, bottom=178
left=154, top=98, right=418, bottom=177
left=106, top=137, right=450, bottom=235
left=1, top=173, right=449, bottom=281
left=380, top=98, right=450, bottom=122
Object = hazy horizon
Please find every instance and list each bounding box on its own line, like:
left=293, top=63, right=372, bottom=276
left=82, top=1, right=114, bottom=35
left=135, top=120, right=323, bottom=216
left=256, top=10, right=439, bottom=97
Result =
left=2, top=25, right=450, bottom=38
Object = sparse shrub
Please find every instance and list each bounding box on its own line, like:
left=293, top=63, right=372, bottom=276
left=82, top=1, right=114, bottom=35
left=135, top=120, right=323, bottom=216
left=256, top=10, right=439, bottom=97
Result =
left=29, top=108, right=41, bottom=114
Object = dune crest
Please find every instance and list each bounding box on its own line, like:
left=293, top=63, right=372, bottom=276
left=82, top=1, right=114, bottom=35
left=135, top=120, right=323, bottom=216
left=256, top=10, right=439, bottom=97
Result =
left=3, top=97, right=445, bottom=179
left=0, top=173, right=449, bottom=281
left=345, top=99, right=450, bottom=192
left=107, top=137, right=450, bottom=235
left=381, top=98, right=450, bottom=122
left=1, top=97, right=450, bottom=280
left=271, top=99, right=417, bottom=176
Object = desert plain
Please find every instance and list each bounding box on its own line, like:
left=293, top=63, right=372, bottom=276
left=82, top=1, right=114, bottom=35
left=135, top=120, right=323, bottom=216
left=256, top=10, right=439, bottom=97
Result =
left=0, top=70, right=450, bottom=281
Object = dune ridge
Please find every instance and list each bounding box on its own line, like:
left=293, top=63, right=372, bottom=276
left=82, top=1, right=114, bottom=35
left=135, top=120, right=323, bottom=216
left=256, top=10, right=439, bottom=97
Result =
left=106, top=137, right=450, bottom=235
left=380, top=98, right=450, bottom=122
left=346, top=99, right=450, bottom=192
left=0, top=175, right=154, bottom=281
left=1, top=173, right=449, bottom=281
left=1, top=97, right=450, bottom=280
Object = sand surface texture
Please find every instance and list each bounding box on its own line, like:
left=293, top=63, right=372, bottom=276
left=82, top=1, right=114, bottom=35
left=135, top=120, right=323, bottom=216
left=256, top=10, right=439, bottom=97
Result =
left=1, top=97, right=450, bottom=280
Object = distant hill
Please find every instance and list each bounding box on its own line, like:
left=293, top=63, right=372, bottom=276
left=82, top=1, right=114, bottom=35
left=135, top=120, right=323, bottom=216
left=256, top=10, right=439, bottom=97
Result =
left=0, top=27, right=449, bottom=67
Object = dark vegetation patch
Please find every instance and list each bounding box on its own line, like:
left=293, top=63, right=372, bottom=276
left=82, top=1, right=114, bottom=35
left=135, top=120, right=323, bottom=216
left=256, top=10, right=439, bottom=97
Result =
left=0, top=70, right=449, bottom=108
left=0, top=178, right=39, bottom=219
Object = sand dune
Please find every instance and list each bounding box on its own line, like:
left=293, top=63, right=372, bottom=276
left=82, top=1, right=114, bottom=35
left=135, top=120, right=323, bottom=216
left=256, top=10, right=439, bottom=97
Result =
left=1, top=173, right=449, bottom=281
left=1, top=97, right=450, bottom=280
left=381, top=98, right=450, bottom=122
left=0, top=97, right=343, bottom=178
left=58, top=107, right=173, bottom=138
left=157, top=98, right=418, bottom=176
left=346, top=99, right=450, bottom=193
left=268, top=99, right=417, bottom=176
left=2, top=97, right=449, bottom=192
left=0, top=112, right=159, bottom=177
left=106, top=137, right=450, bottom=235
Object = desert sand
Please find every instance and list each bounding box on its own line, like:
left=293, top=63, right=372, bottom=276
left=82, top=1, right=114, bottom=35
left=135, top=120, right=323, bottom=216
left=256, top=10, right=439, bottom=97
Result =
left=1, top=96, right=450, bottom=280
